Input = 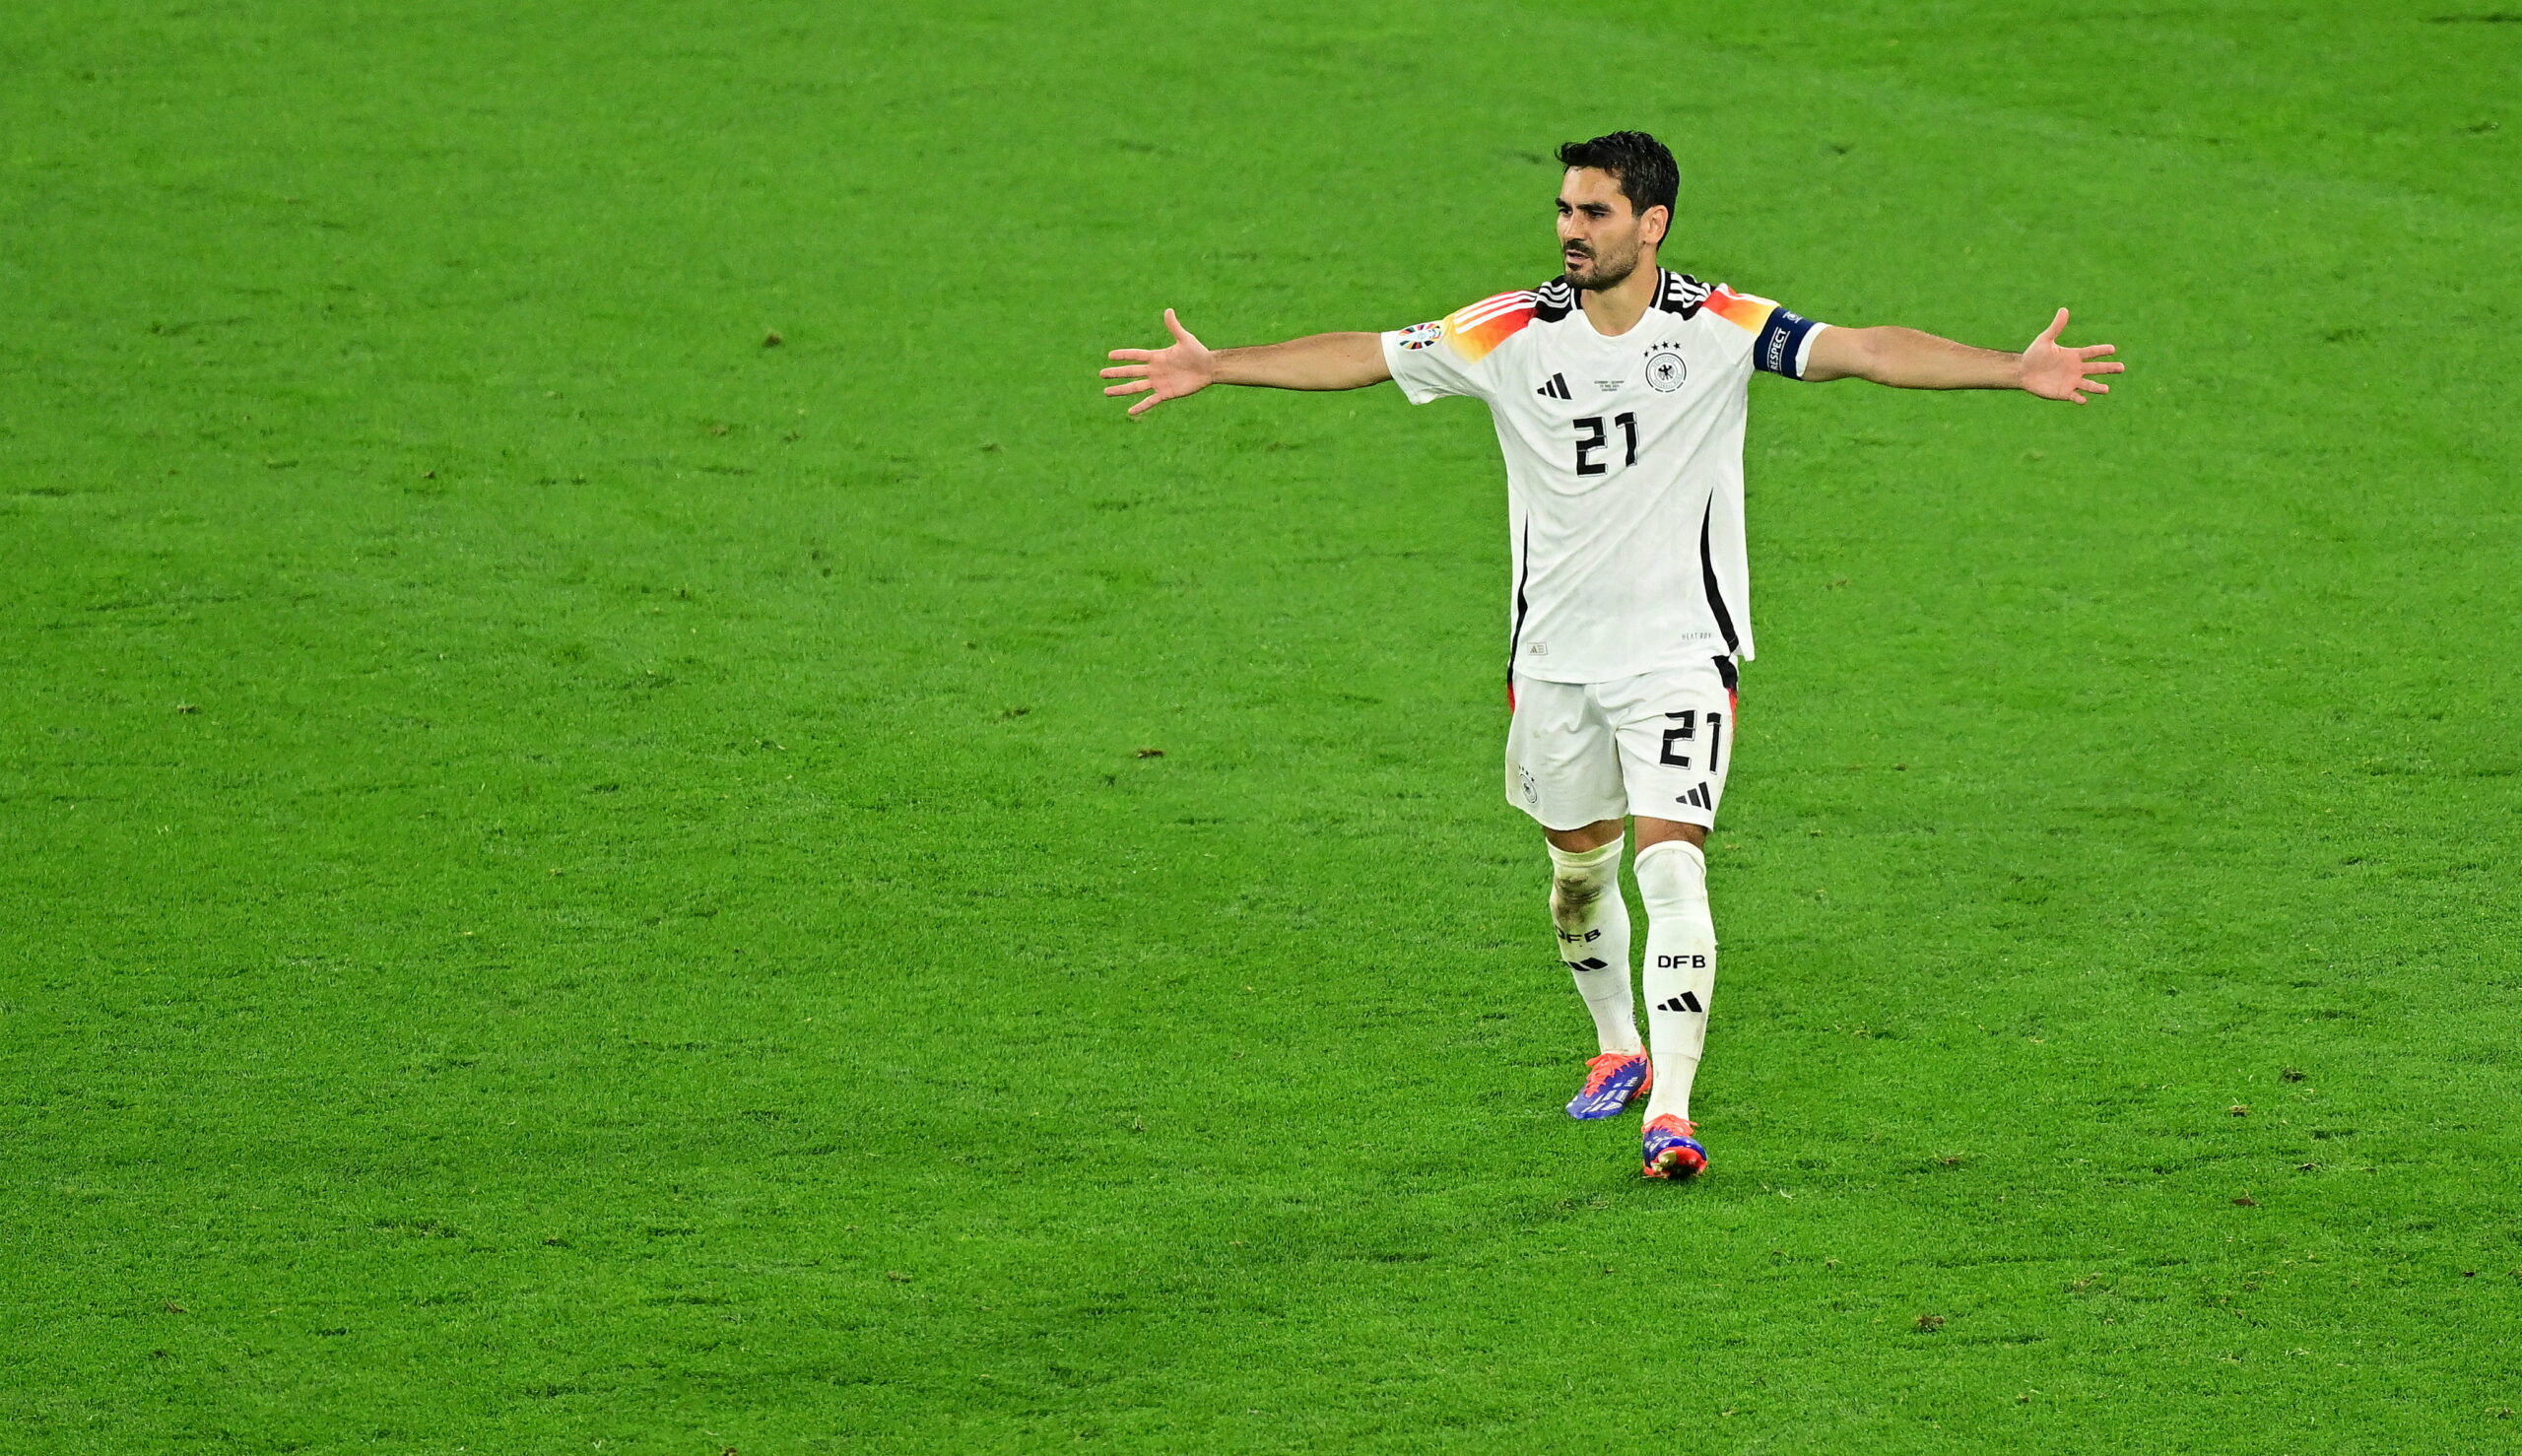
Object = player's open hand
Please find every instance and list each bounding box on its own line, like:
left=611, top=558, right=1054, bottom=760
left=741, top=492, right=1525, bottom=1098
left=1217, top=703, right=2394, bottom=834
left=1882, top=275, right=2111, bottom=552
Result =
left=2019, top=308, right=2123, bottom=404
left=1101, top=308, right=1214, bottom=418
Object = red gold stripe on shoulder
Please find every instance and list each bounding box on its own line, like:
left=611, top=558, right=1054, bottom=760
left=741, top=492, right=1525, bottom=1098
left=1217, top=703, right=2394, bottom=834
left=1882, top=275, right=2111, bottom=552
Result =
left=1442, top=291, right=1536, bottom=363
left=1701, top=285, right=1779, bottom=333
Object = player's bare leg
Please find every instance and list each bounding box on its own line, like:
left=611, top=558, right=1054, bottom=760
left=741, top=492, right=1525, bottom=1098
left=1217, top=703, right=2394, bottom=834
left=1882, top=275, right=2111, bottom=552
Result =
left=1544, top=818, right=1650, bottom=1118
left=1632, top=815, right=1714, bottom=1177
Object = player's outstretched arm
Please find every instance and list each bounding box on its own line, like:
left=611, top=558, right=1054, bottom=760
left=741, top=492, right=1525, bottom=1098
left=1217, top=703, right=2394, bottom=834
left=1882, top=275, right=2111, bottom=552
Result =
left=1100, top=308, right=1390, bottom=418
left=1804, top=307, right=2123, bottom=403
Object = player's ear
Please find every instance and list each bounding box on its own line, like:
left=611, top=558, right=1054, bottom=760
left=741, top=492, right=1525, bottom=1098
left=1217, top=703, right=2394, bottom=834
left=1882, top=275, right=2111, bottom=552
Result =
left=1642, top=204, right=1671, bottom=250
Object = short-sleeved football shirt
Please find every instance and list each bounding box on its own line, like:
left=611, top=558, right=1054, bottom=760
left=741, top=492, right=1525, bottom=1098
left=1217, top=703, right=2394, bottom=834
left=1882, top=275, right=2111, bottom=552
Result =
left=1381, top=270, right=1825, bottom=685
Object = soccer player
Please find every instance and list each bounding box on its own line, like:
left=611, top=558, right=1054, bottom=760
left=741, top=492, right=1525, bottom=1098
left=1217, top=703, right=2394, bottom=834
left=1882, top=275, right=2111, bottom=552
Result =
left=1097, top=131, right=2121, bottom=1179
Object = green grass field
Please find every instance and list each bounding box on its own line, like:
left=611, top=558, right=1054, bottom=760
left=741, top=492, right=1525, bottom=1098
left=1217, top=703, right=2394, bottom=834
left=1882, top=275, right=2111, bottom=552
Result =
left=7, top=1, right=2521, bottom=1449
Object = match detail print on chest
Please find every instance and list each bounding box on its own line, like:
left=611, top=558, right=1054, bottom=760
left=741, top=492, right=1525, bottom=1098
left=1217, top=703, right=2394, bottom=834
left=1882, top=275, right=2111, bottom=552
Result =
left=1528, top=333, right=1692, bottom=409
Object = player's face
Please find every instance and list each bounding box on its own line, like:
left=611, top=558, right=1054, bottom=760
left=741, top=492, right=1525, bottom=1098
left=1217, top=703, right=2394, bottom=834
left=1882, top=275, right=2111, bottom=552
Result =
left=1556, top=168, right=1667, bottom=292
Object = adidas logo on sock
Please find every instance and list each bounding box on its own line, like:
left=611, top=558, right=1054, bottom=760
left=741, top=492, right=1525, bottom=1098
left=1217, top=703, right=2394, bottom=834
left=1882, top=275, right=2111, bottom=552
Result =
left=1565, top=956, right=1610, bottom=972
left=1535, top=372, right=1572, bottom=400
left=1656, top=992, right=1704, bottom=1014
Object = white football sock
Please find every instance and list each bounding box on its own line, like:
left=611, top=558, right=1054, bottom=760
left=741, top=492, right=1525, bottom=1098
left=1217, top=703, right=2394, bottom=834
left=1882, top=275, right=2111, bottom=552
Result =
left=1547, top=836, right=1639, bottom=1056
left=1634, top=839, right=1717, bottom=1121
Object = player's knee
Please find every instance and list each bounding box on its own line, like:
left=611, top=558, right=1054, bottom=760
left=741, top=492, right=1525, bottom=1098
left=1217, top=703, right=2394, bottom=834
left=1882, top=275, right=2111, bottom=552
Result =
left=1546, top=835, right=1624, bottom=929
left=1550, top=867, right=1610, bottom=927
left=1632, top=839, right=1707, bottom=910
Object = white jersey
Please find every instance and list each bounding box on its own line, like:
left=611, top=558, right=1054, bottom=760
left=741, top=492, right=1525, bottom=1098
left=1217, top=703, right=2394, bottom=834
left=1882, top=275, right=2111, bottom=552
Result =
left=1381, top=270, right=1826, bottom=684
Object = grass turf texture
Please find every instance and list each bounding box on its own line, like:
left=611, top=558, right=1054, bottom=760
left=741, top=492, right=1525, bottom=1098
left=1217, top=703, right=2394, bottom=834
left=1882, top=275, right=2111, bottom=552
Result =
left=5, top=0, right=2521, bottom=1448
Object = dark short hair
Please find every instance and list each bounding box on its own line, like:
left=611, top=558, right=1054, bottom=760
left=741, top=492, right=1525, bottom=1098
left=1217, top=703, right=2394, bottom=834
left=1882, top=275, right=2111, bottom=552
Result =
left=1555, top=131, right=1678, bottom=219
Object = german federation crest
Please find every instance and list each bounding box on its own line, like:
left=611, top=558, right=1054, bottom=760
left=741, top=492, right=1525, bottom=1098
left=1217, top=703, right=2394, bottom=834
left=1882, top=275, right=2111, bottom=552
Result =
left=1645, top=347, right=1687, bottom=392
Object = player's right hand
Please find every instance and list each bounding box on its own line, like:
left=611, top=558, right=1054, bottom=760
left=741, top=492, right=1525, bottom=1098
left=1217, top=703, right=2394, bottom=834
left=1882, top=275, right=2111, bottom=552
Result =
left=1100, top=308, right=1213, bottom=418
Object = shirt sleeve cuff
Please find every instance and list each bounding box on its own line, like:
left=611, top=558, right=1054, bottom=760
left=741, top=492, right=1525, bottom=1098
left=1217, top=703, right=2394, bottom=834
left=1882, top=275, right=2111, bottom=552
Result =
left=1792, top=322, right=1828, bottom=380
left=1379, top=331, right=1441, bottom=405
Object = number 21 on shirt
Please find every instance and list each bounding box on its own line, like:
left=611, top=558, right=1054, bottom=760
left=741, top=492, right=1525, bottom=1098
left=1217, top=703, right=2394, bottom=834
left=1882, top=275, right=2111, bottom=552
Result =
left=1573, top=414, right=1638, bottom=476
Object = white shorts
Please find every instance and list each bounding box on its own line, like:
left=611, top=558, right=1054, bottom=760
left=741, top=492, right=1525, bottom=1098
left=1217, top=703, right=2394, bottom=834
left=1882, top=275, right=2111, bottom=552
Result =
left=1504, top=659, right=1739, bottom=831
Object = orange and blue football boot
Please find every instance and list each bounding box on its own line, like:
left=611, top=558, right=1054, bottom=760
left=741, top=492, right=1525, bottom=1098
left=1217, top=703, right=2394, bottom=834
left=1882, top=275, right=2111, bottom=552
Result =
left=1641, top=1114, right=1707, bottom=1179
left=1566, top=1050, right=1652, bottom=1120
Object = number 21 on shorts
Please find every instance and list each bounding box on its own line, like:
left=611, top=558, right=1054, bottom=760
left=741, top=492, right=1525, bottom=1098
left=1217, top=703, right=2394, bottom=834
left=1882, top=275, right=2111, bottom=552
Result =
left=1659, top=708, right=1723, bottom=770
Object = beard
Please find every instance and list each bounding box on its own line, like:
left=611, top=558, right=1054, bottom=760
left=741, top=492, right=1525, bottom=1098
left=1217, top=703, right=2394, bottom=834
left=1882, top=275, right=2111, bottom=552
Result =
left=1563, top=243, right=1641, bottom=293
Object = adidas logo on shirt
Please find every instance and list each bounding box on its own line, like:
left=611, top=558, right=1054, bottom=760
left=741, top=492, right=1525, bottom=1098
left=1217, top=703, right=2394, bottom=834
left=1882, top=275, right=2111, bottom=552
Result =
left=1535, top=372, right=1572, bottom=400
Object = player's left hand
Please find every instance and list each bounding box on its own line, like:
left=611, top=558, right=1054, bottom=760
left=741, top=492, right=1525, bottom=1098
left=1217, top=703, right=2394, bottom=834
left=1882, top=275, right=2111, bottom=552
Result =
left=2019, top=308, right=2123, bottom=404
